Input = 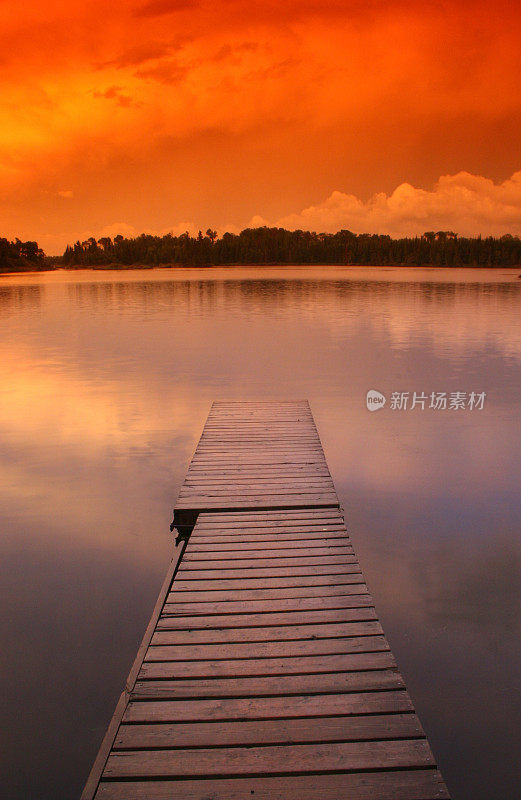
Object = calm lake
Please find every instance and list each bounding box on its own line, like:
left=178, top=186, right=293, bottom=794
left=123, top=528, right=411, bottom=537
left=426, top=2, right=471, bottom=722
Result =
left=0, top=266, right=520, bottom=800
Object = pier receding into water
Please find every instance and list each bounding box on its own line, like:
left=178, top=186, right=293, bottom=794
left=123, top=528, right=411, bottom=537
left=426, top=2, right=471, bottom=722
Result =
left=82, top=401, right=449, bottom=800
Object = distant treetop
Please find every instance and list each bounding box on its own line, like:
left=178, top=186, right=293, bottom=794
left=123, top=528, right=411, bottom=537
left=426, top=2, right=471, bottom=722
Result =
left=0, top=238, right=45, bottom=272
left=60, top=227, right=521, bottom=267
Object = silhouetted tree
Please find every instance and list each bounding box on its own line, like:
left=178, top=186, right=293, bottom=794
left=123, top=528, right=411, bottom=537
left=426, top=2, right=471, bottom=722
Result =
left=52, top=227, right=521, bottom=269
left=0, top=237, right=45, bottom=272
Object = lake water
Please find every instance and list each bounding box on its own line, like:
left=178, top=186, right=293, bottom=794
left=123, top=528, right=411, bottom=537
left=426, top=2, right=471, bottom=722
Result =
left=0, top=266, right=520, bottom=800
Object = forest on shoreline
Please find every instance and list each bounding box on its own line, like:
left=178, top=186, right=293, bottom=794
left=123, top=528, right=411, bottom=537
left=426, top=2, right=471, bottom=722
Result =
left=0, top=237, right=46, bottom=273
left=3, top=228, right=521, bottom=272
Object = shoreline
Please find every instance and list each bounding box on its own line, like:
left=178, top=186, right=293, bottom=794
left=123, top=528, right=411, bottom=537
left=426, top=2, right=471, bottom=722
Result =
left=2, top=262, right=521, bottom=278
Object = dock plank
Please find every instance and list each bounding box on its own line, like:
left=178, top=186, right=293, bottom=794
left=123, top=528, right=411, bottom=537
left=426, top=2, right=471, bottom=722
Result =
left=132, top=669, right=405, bottom=698
left=139, top=651, right=398, bottom=680
left=177, top=560, right=361, bottom=573
left=144, top=635, right=390, bottom=661
left=170, top=575, right=366, bottom=590
left=104, top=739, right=435, bottom=778
left=161, top=594, right=375, bottom=615
left=123, top=691, right=414, bottom=723
left=165, top=585, right=371, bottom=602
left=95, top=771, right=450, bottom=800
left=150, top=621, right=383, bottom=645
left=181, top=553, right=356, bottom=565
left=114, top=712, right=421, bottom=749
left=156, top=607, right=378, bottom=627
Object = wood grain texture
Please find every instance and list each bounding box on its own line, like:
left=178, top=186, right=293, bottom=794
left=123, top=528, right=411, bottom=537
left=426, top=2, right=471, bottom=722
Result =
left=114, top=712, right=423, bottom=749
left=95, top=771, right=450, bottom=800
left=170, top=575, right=367, bottom=590
left=138, top=651, right=397, bottom=679
left=165, top=585, right=371, bottom=602
left=132, top=669, right=405, bottom=698
left=161, top=594, right=375, bottom=615
left=123, top=691, right=415, bottom=723
left=156, top=607, right=378, bottom=628
left=144, top=635, right=390, bottom=661
left=104, top=739, right=435, bottom=778
left=175, top=564, right=362, bottom=579
left=150, top=621, right=383, bottom=645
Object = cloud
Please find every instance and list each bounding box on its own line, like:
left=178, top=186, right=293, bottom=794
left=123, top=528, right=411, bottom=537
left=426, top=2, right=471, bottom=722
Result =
left=75, top=220, right=199, bottom=245
left=78, top=170, right=521, bottom=246
left=2, top=0, right=521, bottom=250
left=212, top=42, right=259, bottom=62
left=101, top=43, right=173, bottom=69
left=273, top=171, right=521, bottom=237
left=135, top=61, right=188, bottom=84
left=41, top=171, right=521, bottom=254
left=57, top=190, right=73, bottom=198
left=93, top=85, right=136, bottom=107
left=94, top=222, right=139, bottom=239
left=133, top=0, right=198, bottom=18
left=167, top=221, right=199, bottom=236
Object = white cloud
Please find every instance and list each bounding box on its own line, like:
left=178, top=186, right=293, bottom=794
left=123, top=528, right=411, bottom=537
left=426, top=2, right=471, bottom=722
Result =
left=57, top=189, right=73, bottom=198
left=40, top=170, right=521, bottom=254
left=272, top=170, right=521, bottom=237
left=163, top=222, right=198, bottom=237
left=94, top=222, right=138, bottom=239
left=77, top=221, right=199, bottom=243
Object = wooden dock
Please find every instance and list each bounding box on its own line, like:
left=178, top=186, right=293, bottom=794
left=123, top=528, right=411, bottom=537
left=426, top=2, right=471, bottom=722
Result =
left=82, top=401, right=450, bottom=800
left=171, top=401, right=338, bottom=536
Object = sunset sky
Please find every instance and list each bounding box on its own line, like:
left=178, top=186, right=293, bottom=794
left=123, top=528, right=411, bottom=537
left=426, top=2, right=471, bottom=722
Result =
left=1, top=0, right=521, bottom=253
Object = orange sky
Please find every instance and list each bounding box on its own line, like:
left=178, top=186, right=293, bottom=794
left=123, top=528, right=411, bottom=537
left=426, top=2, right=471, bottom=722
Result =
left=1, top=0, right=521, bottom=253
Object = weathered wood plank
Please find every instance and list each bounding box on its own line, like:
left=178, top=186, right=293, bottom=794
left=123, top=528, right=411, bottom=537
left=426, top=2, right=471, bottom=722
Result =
left=193, top=526, right=347, bottom=535
left=123, top=691, right=413, bottom=723
left=150, top=621, right=383, bottom=645
left=188, top=540, right=351, bottom=551
left=132, top=669, right=404, bottom=699
left=182, top=537, right=352, bottom=549
left=181, top=554, right=356, bottom=567
left=175, top=496, right=338, bottom=508
left=171, top=575, right=366, bottom=591
left=176, top=493, right=336, bottom=510
left=175, top=565, right=362, bottom=579
left=95, top=770, right=450, bottom=800
left=156, top=607, right=377, bottom=628
left=144, top=635, right=390, bottom=661
left=104, top=739, right=435, bottom=778
left=193, top=528, right=348, bottom=536
left=165, top=584, right=370, bottom=602
left=179, top=555, right=359, bottom=568
left=187, top=545, right=352, bottom=556
left=199, top=509, right=340, bottom=519
left=113, top=712, right=422, bottom=750
left=199, top=508, right=340, bottom=515
left=139, top=651, right=397, bottom=679
left=162, top=594, right=375, bottom=615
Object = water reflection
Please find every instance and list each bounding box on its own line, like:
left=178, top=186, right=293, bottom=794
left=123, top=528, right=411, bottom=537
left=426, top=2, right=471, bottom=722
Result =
left=0, top=283, right=42, bottom=313
left=0, top=267, right=519, bottom=800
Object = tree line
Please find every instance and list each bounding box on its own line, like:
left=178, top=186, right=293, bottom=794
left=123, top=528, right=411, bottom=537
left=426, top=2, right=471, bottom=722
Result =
left=3, top=228, right=521, bottom=271
left=62, top=228, right=521, bottom=267
left=0, top=238, right=45, bottom=272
